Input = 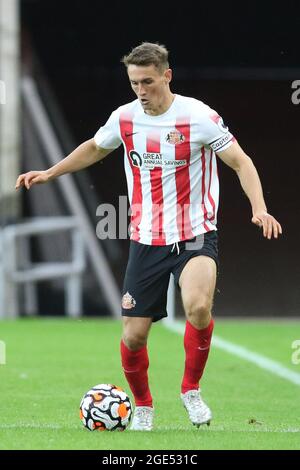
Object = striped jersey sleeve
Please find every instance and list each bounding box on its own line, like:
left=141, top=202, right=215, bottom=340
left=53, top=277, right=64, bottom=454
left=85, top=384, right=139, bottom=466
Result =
left=94, top=109, right=122, bottom=150
left=198, top=107, right=235, bottom=153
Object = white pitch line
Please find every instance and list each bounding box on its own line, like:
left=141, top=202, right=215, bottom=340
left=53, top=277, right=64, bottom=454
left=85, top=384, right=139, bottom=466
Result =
left=164, top=321, right=300, bottom=387
left=1, top=423, right=300, bottom=433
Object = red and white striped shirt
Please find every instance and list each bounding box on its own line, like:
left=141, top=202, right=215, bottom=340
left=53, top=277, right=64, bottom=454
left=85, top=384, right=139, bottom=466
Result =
left=94, top=94, right=234, bottom=245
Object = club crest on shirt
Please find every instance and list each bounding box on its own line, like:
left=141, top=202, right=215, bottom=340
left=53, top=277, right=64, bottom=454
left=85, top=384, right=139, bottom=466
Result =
left=122, top=291, right=136, bottom=309
left=166, top=130, right=185, bottom=145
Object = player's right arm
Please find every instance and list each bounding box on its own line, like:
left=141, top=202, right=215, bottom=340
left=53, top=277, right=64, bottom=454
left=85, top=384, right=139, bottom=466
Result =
left=15, top=139, right=113, bottom=190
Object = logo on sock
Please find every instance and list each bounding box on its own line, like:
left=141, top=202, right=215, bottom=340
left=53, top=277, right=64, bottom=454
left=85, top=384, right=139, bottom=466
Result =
left=122, top=291, right=136, bottom=309
left=198, top=338, right=210, bottom=350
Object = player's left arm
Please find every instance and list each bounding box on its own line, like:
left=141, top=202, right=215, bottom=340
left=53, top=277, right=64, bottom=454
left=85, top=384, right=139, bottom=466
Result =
left=217, top=141, right=282, bottom=239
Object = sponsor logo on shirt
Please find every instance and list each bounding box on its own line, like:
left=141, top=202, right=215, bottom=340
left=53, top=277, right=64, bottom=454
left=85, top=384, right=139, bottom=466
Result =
left=125, top=131, right=139, bottom=137
left=166, top=130, right=185, bottom=145
left=129, top=150, right=143, bottom=167
left=129, top=150, right=186, bottom=170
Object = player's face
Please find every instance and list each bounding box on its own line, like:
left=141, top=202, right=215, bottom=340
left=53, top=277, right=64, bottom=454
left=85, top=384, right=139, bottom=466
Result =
left=127, top=64, right=172, bottom=115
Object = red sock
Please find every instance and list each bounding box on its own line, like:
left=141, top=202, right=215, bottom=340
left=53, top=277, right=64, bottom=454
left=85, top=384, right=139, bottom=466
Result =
left=120, top=340, right=153, bottom=407
left=181, top=318, right=214, bottom=394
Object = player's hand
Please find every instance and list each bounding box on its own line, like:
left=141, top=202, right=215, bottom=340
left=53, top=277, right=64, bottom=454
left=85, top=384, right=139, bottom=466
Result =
left=15, top=170, right=49, bottom=190
left=251, top=211, right=282, bottom=239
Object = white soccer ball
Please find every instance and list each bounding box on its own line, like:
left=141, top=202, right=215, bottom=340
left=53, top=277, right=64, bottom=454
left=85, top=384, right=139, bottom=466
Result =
left=79, top=383, right=132, bottom=431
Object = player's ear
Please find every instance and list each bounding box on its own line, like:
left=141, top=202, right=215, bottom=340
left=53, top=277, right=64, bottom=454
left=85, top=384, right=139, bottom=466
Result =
left=164, top=68, right=172, bottom=84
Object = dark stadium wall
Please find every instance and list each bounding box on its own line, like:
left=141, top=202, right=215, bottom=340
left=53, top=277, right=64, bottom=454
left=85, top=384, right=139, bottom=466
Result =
left=21, top=0, right=300, bottom=316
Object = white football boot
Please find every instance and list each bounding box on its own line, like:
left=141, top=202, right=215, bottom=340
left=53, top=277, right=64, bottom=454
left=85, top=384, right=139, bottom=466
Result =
left=130, top=406, right=154, bottom=431
left=181, top=389, right=212, bottom=427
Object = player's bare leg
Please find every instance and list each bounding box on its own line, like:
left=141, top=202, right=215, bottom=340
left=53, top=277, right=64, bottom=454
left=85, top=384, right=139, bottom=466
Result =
left=179, top=255, right=216, bottom=427
left=121, top=316, right=154, bottom=430
left=122, top=316, right=152, bottom=351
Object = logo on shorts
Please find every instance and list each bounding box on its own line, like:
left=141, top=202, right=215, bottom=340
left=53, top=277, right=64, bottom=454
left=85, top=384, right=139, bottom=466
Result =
left=166, top=130, right=185, bottom=145
left=122, top=291, right=136, bottom=309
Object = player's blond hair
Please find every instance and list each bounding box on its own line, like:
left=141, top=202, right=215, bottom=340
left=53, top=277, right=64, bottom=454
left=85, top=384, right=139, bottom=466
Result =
left=121, top=42, right=169, bottom=73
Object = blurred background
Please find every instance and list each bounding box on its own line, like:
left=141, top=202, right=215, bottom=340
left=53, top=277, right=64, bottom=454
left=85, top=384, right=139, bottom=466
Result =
left=0, top=0, right=299, bottom=319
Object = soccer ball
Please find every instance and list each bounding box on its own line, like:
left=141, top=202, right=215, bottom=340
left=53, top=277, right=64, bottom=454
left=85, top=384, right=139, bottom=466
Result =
left=79, top=384, right=132, bottom=431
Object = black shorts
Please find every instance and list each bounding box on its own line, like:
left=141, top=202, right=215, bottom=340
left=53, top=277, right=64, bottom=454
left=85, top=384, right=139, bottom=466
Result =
left=121, top=231, right=218, bottom=322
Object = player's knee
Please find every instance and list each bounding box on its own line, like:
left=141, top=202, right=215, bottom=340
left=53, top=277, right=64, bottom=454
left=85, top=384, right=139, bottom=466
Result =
left=122, top=332, right=147, bottom=351
left=185, top=297, right=211, bottom=324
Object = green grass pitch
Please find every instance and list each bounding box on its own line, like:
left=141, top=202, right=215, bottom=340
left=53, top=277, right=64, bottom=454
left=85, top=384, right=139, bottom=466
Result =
left=0, top=318, right=299, bottom=450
